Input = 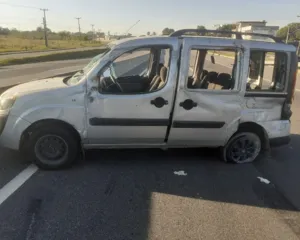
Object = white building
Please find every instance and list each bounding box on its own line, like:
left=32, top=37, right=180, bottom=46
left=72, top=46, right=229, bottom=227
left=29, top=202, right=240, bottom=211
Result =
left=234, top=21, right=279, bottom=41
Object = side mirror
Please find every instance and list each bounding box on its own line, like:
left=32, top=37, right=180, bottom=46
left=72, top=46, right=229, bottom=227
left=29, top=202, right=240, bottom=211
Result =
left=211, top=55, right=215, bottom=64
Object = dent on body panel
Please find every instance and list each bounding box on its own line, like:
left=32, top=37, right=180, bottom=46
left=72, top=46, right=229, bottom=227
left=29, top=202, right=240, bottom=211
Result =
left=183, top=91, right=241, bottom=121
left=241, top=98, right=284, bottom=122
left=258, top=120, right=290, bottom=139
left=19, top=90, right=86, bottom=138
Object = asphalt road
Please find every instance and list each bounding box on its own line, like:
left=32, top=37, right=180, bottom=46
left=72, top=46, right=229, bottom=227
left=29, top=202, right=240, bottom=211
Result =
left=0, top=46, right=105, bottom=61
left=0, top=55, right=300, bottom=239
left=0, top=59, right=90, bottom=88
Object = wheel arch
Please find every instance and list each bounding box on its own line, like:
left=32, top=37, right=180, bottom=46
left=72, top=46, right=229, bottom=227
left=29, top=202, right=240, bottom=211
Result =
left=232, top=121, right=270, bottom=151
left=20, top=119, right=82, bottom=150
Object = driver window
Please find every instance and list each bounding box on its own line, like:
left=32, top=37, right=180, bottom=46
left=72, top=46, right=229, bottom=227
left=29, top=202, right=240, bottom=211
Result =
left=98, top=46, right=171, bottom=94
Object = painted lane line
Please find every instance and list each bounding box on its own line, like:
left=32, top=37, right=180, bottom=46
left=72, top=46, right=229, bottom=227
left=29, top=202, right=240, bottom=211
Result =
left=0, top=164, right=38, bottom=206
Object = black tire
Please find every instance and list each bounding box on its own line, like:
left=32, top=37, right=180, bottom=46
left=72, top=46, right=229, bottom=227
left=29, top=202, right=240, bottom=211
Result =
left=220, top=132, right=262, bottom=164
left=25, top=124, right=79, bottom=170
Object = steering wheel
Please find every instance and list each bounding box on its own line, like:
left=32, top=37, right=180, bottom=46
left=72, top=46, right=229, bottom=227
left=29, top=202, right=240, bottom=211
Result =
left=109, top=66, right=124, bottom=93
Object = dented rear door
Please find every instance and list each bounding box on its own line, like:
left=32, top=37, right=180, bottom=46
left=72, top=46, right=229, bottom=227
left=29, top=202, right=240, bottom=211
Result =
left=168, top=38, right=248, bottom=147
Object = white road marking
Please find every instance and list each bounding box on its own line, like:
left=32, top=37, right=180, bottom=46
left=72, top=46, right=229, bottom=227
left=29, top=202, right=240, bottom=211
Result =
left=0, top=164, right=38, bottom=206
left=174, top=170, right=187, bottom=176
left=257, top=176, right=271, bottom=184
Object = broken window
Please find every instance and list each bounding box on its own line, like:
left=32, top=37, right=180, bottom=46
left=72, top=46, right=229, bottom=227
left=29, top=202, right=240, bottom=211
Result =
left=247, top=51, right=287, bottom=92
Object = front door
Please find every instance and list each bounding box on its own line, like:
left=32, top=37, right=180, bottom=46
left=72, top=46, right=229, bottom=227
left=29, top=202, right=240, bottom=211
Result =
left=87, top=40, right=179, bottom=145
left=169, top=38, right=247, bottom=147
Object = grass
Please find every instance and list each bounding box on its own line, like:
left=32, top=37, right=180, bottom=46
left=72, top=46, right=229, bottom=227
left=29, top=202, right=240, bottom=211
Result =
left=0, top=36, right=106, bottom=53
left=0, top=48, right=108, bottom=66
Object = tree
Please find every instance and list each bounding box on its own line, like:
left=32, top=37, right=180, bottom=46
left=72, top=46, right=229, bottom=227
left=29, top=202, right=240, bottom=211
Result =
left=216, top=24, right=235, bottom=32
left=36, top=26, right=51, bottom=33
left=36, top=27, right=43, bottom=32
left=162, top=28, right=175, bottom=35
left=197, top=25, right=206, bottom=30
left=0, top=27, right=10, bottom=35
left=214, top=24, right=235, bottom=37
left=58, top=31, right=71, bottom=40
left=152, top=31, right=156, bottom=36
left=147, top=31, right=150, bottom=36
left=276, top=23, right=300, bottom=41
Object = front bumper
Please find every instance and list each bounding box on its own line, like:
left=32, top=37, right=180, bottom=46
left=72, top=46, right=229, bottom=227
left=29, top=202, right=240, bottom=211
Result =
left=269, top=136, right=291, bottom=147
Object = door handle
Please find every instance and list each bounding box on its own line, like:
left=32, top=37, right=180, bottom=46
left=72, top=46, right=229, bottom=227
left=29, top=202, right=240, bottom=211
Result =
left=179, top=99, right=197, bottom=110
left=150, top=97, right=168, bottom=108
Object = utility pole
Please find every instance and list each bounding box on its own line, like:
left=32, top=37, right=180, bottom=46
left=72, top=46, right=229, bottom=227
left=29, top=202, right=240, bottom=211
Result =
left=297, top=16, right=300, bottom=55
left=286, top=26, right=290, bottom=44
left=40, top=8, right=48, bottom=47
left=91, top=24, right=95, bottom=41
left=75, top=17, right=81, bottom=35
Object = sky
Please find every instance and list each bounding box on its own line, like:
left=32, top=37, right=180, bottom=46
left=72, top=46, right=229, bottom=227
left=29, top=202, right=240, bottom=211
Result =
left=0, top=0, right=299, bottom=35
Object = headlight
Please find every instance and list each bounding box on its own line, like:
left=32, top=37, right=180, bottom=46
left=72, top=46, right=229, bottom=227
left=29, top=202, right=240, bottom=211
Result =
left=0, top=95, right=17, bottom=110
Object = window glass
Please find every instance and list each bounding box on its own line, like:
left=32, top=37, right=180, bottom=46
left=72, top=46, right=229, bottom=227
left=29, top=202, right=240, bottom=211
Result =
left=99, top=46, right=171, bottom=94
left=187, top=49, right=238, bottom=90
left=112, top=48, right=151, bottom=78
left=247, top=51, right=287, bottom=92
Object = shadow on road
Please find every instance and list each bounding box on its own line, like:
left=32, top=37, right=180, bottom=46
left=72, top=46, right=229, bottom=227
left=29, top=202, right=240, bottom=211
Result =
left=1, top=139, right=300, bottom=239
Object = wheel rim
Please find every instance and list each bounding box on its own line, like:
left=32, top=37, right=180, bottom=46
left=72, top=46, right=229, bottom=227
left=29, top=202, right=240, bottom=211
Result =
left=228, top=135, right=261, bottom=163
left=34, top=135, right=68, bottom=164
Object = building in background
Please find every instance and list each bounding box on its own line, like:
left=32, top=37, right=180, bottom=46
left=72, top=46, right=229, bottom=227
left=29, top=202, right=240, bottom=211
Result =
left=233, top=21, right=279, bottom=41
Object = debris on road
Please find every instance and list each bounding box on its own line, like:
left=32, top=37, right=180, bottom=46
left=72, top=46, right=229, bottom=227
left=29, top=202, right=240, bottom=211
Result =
left=257, top=176, right=271, bottom=184
left=174, top=170, right=187, bottom=176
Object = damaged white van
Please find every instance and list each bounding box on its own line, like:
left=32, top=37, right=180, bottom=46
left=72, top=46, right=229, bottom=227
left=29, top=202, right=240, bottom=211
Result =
left=0, top=29, right=298, bottom=169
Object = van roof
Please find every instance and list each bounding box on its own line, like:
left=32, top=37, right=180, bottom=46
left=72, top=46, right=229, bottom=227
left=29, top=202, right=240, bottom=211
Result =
left=110, top=29, right=296, bottom=52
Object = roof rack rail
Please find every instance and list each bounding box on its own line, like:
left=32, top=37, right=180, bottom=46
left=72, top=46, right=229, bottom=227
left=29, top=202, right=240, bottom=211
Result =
left=169, top=29, right=283, bottom=43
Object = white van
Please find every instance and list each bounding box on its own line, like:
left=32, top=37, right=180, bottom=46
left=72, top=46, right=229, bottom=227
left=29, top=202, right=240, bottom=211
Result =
left=0, top=29, right=298, bottom=169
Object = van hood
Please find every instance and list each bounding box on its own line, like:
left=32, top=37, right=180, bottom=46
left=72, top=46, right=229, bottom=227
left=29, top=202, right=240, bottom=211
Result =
left=1, top=77, right=68, bottom=97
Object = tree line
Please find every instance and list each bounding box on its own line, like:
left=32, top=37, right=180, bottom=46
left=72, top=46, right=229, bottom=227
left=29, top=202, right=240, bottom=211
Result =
left=161, top=24, right=235, bottom=36
left=0, top=26, right=105, bottom=41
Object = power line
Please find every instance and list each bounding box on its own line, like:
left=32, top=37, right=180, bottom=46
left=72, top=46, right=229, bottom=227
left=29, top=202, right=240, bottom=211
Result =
left=124, top=20, right=140, bottom=35
left=0, top=2, right=40, bottom=10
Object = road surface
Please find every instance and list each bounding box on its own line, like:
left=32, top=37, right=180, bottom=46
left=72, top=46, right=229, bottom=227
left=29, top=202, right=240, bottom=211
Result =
left=0, top=59, right=90, bottom=88
left=0, top=55, right=300, bottom=239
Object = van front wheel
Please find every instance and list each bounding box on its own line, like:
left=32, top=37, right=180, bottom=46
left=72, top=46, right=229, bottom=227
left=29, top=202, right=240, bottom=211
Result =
left=26, top=126, right=79, bottom=170
left=221, top=132, right=261, bottom=164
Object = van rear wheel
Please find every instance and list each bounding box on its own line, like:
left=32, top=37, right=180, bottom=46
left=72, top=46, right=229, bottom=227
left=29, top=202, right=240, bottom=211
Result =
left=221, top=132, right=261, bottom=164
left=25, top=125, right=79, bottom=170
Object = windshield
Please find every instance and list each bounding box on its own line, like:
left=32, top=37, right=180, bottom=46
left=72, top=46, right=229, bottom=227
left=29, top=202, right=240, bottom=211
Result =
left=66, top=50, right=109, bottom=86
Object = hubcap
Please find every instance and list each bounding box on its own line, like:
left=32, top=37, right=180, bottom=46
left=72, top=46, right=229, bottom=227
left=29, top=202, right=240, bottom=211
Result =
left=35, top=135, right=68, bottom=164
left=228, top=135, right=261, bottom=163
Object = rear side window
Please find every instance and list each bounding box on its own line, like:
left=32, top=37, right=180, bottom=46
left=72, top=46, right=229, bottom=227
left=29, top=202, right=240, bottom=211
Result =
left=187, top=49, right=238, bottom=90
left=247, top=51, right=287, bottom=92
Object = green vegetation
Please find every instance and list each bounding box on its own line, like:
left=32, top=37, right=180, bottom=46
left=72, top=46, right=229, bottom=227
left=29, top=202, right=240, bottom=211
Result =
left=0, top=48, right=108, bottom=66
left=162, top=28, right=175, bottom=35
left=0, top=36, right=105, bottom=53
left=0, top=26, right=106, bottom=53
left=276, top=23, right=300, bottom=41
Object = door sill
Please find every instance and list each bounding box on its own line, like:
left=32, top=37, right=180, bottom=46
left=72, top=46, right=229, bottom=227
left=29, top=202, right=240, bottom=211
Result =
left=83, top=143, right=166, bottom=149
